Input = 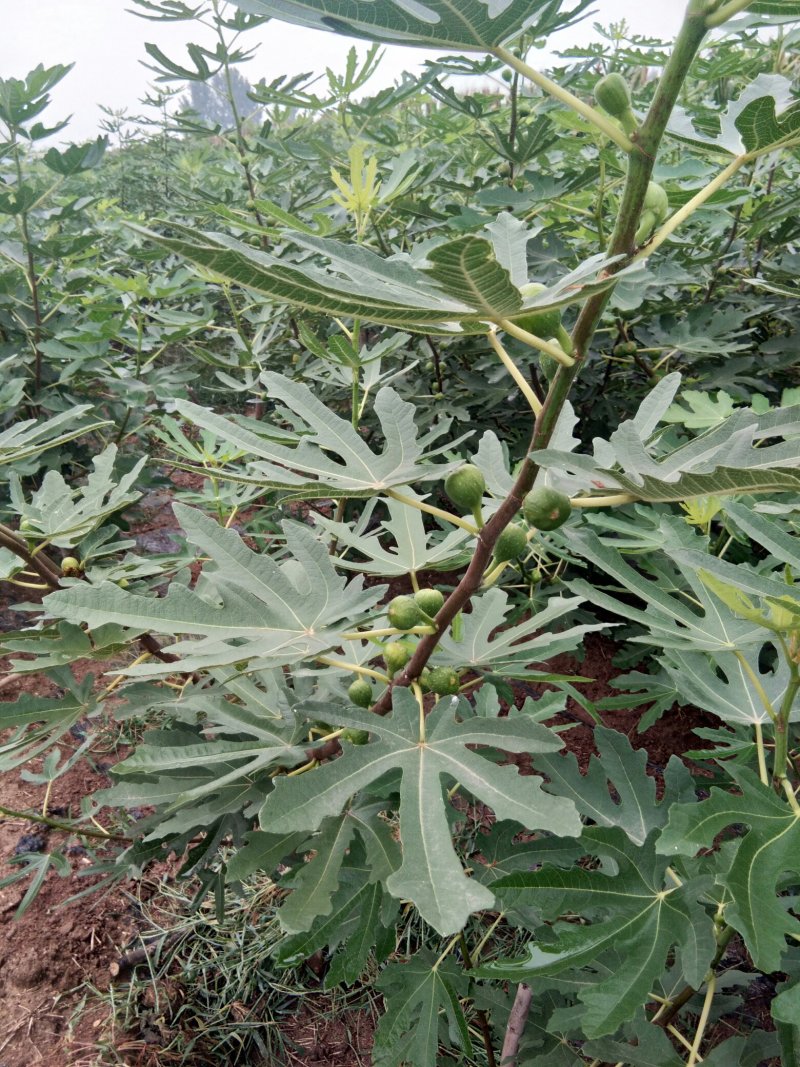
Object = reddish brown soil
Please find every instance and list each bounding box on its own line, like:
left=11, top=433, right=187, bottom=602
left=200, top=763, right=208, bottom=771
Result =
left=0, top=668, right=136, bottom=1067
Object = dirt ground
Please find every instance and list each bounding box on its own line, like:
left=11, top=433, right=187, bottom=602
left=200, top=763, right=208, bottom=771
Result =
left=0, top=665, right=139, bottom=1067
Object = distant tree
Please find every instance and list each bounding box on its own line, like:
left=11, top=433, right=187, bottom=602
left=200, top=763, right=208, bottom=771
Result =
left=181, top=68, right=262, bottom=131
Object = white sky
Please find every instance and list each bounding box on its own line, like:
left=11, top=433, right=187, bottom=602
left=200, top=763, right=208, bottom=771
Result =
left=3, top=2, right=685, bottom=143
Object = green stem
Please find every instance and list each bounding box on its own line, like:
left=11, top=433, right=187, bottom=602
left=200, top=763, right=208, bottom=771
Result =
left=13, top=149, right=44, bottom=397
left=492, top=46, right=634, bottom=153
left=706, top=0, right=755, bottom=27
left=0, top=804, right=127, bottom=843
left=386, top=489, right=478, bottom=535
left=754, top=721, right=769, bottom=786
left=498, top=319, right=575, bottom=366
left=536, top=2, right=709, bottom=448
left=773, top=663, right=800, bottom=781
left=213, top=0, right=267, bottom=241
left=595, top=154, right=607, bottom=250
left=687, top=972, right=716, bottom=1066
left=488, top=329, right=543, bottom=415
left=316, top=656, right=390, bottom=684
left=735, top=650, right=779, bottom=725
left=351, top=367, right=360, bottom=431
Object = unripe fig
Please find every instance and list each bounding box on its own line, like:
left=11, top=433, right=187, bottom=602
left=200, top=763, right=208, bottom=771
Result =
left=348, top=678, right=373, bottom=708
left=61, top=556, right=81, bottom=575
left=613, top=341, right=638, bottom=357
left=540, top=353, right=559, bottom=384
left=387, top=595, right=423, bottom=631
left=514, top=282, right=562, bottom=340
left=635, top=183, right=669, bottom=243
left=494, top=523, right=528, bottom=562
left=594, top=73, right=631, bottom=118
left=342, top=728, right=370, bottom=745
left=444, top=464, right=485, bottom=512
left=384, top=640, right=412, bottom=675
left=523, top=487, right=572, bottom=531
left=427, top=666, right=461, bottom=696
left=594, top=72, right=637, bottom=136
left=414, top=588, right=445, bottom=618
left=644, top=181, right=669, bottom=218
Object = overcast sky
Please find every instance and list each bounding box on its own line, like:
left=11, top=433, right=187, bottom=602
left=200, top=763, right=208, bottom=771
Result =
left=4, top=2, right=685, bottom=143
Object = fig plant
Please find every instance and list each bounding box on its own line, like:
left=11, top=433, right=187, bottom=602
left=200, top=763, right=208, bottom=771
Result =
left=2, top=2, right=800, bottom=1065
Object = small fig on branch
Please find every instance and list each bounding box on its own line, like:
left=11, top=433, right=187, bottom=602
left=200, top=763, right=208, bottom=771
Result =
left=594, top=72, right=637, bottom=137
left=523, top=487, right=572, bottom=531
left=493, top=523, right=528, bottom=562
left=427, top=666, right=461, bottom=696
left=635, top=182, right=669, bottom=244
left=348, top=678, right=374, bottom=708
left=444, top=464, right=485, bottom=513
left=387, top=595, right=423, bottom=631
left=414, top=587, right=445, bottom=618
left=384, top=639, right=413, bottom=676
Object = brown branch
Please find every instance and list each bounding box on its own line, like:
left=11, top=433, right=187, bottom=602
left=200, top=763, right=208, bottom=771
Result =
left=0, top=523, right=62, bottom=587
left=109, top=930, right=185, bottom=977
left=138, top=632, right=181, bottom=665
left=501, top=983, right=533, bottom=1066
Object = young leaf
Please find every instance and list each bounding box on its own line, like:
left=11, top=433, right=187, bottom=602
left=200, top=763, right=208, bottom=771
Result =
left=434, top=590, right=607, bottom=677
left=128, top=221, right=628, bottom=336
left=259, top=690, right=581, bottom=934
left=10, top=445, right=144, bottom=547
left=568, top=521, right=764, bottom=653
left=480, top=828, right=716, bottom=1038
left=0, top=677, right=97, bottom=771
left=669, top=73, right=800, bottom=155
left=0, top=407, right=106, bottom=466
left=373, top=949, right=471, bottom=1067
left=658, top=766, right=800, bottom=972
left=317, top=494, right=471, bottom=576
left=583, top=1013, right=683, bottom=1067
left=174, top=373, right=464, bottom=498
left=536, top=725, right=695, bottom=845
left=277, top=813, right=359, bottom=933
left=45, top=505, right=385, bottom=673
left=663, top=642, right=795, bottom=726
left=533, top=375, right=800, bottom=503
